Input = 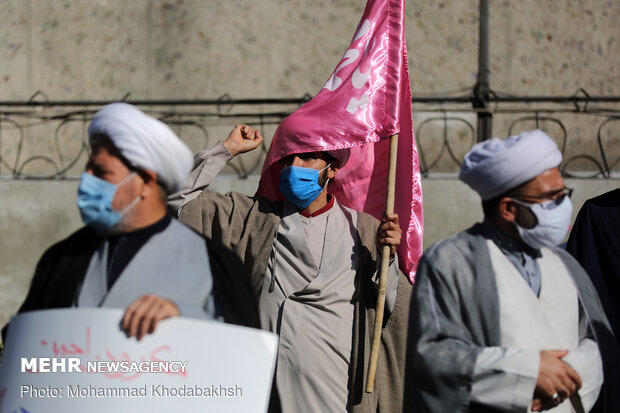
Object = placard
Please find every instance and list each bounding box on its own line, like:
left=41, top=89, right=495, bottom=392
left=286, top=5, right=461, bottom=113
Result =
left=0, top=309, right=277, bottom=413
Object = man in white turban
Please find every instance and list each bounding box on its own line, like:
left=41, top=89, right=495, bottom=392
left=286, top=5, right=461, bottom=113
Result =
left=3, top=103, right=259, bottom=344
left=407, top=130, right=618, bottom=412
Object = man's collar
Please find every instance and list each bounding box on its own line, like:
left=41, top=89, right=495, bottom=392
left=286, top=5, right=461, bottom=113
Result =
left=480, top=218, right=542, bottom=258
left=108, top=214, right=171, bottom=240
left=299, top=195, right=335, bottom=218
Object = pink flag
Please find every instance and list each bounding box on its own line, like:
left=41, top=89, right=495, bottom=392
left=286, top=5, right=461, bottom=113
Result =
left=256, top=0, right=423, bottom=283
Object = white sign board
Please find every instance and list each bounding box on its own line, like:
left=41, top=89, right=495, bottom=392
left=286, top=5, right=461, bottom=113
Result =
left=0, top=309, right=277, bottom=413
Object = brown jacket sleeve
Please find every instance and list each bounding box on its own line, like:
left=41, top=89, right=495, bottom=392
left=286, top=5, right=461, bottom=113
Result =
left=351, top=211, right=414, bottom=413
left=179, top=190, right=281, bottom=301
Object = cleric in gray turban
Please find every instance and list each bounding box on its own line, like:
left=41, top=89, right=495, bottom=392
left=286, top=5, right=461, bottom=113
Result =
left=407, top=128, right=618, bottom=413
left=459, top=129, right=562, bottom=200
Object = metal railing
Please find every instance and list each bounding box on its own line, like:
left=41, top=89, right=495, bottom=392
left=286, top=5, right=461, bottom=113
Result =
left=0, top=90, right=618, bottom=180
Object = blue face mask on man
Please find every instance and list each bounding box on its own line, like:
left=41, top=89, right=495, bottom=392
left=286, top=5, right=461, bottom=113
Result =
left=279, top=164, right=331, bottom=210
left=77, top=172, right=141, bottom=232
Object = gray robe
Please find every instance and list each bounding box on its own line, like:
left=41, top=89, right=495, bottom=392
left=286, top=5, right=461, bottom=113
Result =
left=76, top=218, right=215, bottom=320
left=408, top=223, right=616, bottom=413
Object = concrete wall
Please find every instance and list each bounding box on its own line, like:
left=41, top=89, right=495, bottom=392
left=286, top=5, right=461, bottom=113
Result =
left=1, top=177, right=618, bottom=331
left=1, top=0, right=617, bottom=100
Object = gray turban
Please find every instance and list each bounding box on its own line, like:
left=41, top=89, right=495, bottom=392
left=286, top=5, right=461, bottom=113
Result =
left=88, top=103, right=192, bottom=194
left=459, top=129, right=562, bottom=200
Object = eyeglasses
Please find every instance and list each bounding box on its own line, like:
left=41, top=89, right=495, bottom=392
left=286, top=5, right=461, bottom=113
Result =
left=509, top=187, right=573, bottom=208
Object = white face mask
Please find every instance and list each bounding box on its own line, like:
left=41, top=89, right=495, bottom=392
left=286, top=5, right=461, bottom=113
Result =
left=511, top=196, right=573, bottom=249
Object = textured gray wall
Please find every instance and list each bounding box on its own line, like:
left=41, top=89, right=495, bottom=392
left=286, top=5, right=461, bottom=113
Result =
left=1, top=0, right=617, bottom=100
left=1, top=177, right=618, bottom=330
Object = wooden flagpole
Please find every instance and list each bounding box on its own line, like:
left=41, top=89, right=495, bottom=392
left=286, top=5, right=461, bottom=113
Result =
left=366, top=133, right=398, bottom=393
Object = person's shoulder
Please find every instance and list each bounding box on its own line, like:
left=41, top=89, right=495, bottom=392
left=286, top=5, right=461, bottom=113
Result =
left=59, top=226, right=98, bottom=243
left=338, top=200, right=376, bottom=228
left=342, top=205, right=377, bottom=245
left=548, top=246, right=586, bottom=272
left=417, top=224, right=488, bottom=279
left=549, top=246, right=608, bottom=310
left=355, top=209, right=378, bottom=226
left=169, top=217, right=207, bottom=241
left=43, top=226, right=101, bottom=258
left=423, top=224, right=484, bottom=258
left=27, top=227, right=101, bottom=280
left=190, top=189, right=283, bottom=216
left=546, top=247, right=600, bottom=295
left=576, top=188, right=620, bottom=220
left=585, top=188, right=620, bottom=208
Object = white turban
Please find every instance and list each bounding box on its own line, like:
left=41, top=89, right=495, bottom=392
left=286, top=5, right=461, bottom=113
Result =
left=459, top=129, right=562, bottom=200
left=88, top=103, right=192, bottom=194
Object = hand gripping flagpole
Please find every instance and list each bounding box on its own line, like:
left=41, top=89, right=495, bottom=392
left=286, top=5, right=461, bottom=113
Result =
left=366, top=133, right=398, bottom=393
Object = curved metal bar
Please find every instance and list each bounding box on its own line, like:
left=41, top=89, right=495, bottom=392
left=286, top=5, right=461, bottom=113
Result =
left=571, top=88, right=591, bottom=113
left=561, top=154, right=606, bottom=178
left=597, top=116, right=620, bottom=178
left=416, top=117, right=448, bottom=175
left=251, top=115, right=270, bottom=175
left=443, top=117, right=476, bottom=166
left=416, top=115, right=476, bottom=175
left=16, top=156, right=61, bottom=179
left=0, top=117, right=25, bottom=175
left=27, top=90, right=50, bottom=105
left=508, top=115, right=568, bottom=154
left=163, top=119, right=210, bottom=150
left=216, top=94, right=234, bottom=115
left=54, top=117, right=89, bottom=177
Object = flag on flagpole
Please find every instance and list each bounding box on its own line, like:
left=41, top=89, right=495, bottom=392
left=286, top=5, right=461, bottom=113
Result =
left=256, top=0, right=423, bottom=282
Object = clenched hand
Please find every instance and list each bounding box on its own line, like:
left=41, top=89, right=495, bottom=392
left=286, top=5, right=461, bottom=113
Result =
left=222, top=124, right=264, bottom=157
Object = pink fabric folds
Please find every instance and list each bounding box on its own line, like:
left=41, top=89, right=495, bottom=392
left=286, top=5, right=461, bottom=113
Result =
left=256, top=0, right=423, bottom=283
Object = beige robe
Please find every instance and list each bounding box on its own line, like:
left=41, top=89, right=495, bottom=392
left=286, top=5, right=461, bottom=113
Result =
left=171, top=143, right=413, bottom=412
left=259, top=200, right=357, bottom=412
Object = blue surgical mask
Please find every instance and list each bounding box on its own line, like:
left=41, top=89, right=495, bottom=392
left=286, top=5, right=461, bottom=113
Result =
left=77, top=172, right=140, bottom=232
left=512, top=196, right=573, bottom=249
left=279, top=164, right=331, bottom=210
